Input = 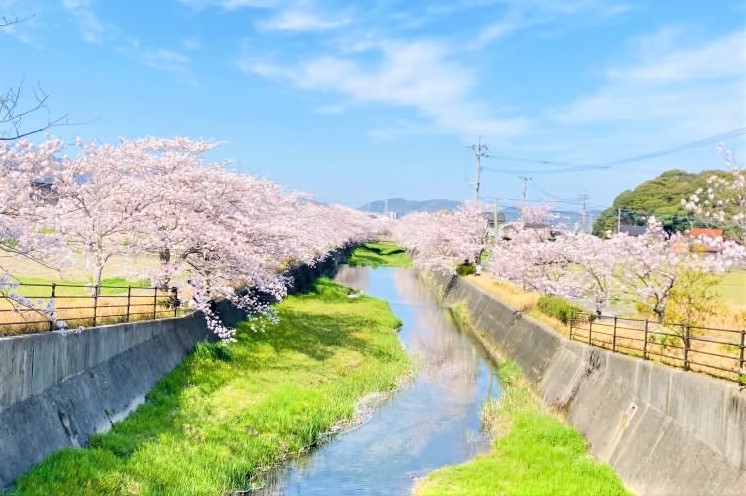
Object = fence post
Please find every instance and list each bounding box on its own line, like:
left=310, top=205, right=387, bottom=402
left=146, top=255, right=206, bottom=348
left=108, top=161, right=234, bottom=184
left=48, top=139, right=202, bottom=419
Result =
left=612, top=316, right=617, bottom=353
left=643, top=320, right=649, bottom=360
left=739, top=330, right=745, bottom=377
left=92, top=285, right=99, bottom=327
left=173, top=287, right=178, bottom=317
left=152, top=287, right=157, bottom=320
left=126, top=286, right=132, bottom=323
left=588, top=318, right=593, bottom=346
left=683, top=325, right=690, bottom=371
left=49, top=283, right=56, bottom=331
left=569, top=318, right=573, bottom=341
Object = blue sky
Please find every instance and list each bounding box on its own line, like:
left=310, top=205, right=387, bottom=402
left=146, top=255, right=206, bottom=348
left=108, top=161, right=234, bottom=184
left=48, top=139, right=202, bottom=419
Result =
left=1, top=0, right=744, bottom=212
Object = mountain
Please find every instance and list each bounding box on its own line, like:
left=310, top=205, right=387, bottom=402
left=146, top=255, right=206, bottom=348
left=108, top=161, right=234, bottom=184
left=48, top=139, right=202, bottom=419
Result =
left=359, top=198, right=461, bottom=216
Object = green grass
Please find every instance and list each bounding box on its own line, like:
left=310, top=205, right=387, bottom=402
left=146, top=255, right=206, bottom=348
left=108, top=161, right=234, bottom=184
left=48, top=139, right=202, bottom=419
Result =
left=7, top=278, right=410, bottom=496
left=346, top=241, right=412, bottom=268
left=717, top=269, right=746, bottom=308
left=12, top=276, right=151, bottom=297
left=414, top=307, right=631, bottom=496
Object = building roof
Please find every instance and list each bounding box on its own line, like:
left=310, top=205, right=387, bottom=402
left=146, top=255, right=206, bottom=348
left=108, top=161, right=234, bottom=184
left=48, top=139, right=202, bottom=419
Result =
left=689, top=228, right=723, bottom=238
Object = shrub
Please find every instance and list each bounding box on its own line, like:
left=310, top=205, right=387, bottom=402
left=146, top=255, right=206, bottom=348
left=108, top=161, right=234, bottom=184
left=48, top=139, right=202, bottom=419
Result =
left=537, top=295, right=583, bottom=324
left=456, top=263, right=476, bottom=276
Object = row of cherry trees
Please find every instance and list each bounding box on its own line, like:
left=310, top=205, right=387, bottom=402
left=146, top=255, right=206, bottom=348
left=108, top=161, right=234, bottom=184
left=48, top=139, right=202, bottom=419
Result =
left=393, top=166, right=745, bottom=324
left=1, top=136, right=383, bottom=340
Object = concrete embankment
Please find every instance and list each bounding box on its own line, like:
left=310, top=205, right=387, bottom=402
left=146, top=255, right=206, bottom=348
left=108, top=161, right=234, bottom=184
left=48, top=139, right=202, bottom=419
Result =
left=430, top=271, right=746, bottom=496
left=0, top=249, right=348, bottom=489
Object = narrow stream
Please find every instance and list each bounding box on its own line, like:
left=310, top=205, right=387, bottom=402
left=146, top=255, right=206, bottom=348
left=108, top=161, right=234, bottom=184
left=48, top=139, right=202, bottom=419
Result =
left=258, top=266, right=501, bottom=495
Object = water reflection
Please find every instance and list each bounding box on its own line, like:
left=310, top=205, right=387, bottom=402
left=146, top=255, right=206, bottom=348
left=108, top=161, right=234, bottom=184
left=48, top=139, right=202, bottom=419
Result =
left=256, top=267, right=500, bottom=496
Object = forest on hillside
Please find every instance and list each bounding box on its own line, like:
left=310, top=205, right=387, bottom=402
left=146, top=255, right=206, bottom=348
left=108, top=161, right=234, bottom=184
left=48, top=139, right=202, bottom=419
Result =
left=592, top=169, right=732, bottom=236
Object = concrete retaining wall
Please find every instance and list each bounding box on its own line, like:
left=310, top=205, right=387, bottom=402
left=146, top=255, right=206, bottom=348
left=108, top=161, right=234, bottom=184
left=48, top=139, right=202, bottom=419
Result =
left=431, top=271, right=746, bottom=496
left=0, top=249, right=349, bottom=489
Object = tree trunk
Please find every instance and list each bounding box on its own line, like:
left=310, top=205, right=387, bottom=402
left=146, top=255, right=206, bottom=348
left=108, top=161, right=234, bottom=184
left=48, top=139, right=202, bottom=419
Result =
left=159, top=247, right=170, bottom=264
left=93, top=264, right=104, bottom=296
left=158, top=248, right=172, bottom=290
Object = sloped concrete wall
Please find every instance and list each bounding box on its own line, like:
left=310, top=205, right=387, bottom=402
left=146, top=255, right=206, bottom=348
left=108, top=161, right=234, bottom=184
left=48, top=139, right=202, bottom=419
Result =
left=0, top=314, right=211, bottom=488
left=0, top=249, right=349, bottom=489
left=430, top=271, right=746, bottom=496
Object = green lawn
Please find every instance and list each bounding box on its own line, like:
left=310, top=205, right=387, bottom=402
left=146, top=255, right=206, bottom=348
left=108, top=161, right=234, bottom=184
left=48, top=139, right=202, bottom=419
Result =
left=12, top=276, right=151, bottom=297
left=7, top=279, right=410, bottom=495
left=346, top=241, right=412, bottom=268
left=717, top=269, right=746, bottom=308
left=414, top=306, right=630, bottom=496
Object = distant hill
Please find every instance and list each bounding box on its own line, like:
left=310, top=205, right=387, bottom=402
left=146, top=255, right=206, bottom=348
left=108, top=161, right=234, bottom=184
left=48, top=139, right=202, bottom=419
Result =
left=359, top=199, right=604, bottom=228
left=359, top=198, right=461, bottom=216
left=591, top=169, right=728, bottom=236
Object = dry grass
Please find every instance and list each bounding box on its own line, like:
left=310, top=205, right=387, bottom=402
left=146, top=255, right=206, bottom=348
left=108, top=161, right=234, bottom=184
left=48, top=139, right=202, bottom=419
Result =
left=0, top=252, right=161, bottom=283
left=465, top=274, right=540, bottom=311
left=463, top=273, right=746, bottom=383
left=0, top=253, right=188, bottom=337
left=568, top=317, right=745, bottom=381
left=0, top=291, right=184, bottom=337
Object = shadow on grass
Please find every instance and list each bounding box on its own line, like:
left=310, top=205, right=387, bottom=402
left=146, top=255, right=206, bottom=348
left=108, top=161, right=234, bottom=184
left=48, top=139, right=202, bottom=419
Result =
left=8, top=278, right=405, bottom=495
left=346, top=242, right=411, bottom=268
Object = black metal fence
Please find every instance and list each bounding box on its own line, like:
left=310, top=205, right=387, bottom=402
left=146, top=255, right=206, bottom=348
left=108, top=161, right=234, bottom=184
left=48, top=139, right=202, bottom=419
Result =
left=569, top=313, right=746, bottom=383
left=0, top=283, right=185, bottom=336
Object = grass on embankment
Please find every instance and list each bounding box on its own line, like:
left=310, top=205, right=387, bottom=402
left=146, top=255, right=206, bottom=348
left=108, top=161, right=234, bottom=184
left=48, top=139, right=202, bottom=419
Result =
left=413, top=307, right=631, bottom=496
left=8, top=279, right=410, bottom=496
left=346, top=241, right=412, bottom=268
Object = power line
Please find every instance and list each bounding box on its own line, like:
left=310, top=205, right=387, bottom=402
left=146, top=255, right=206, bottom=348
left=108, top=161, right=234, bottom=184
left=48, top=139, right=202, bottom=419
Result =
left=481, top=127, right=746, bottom=175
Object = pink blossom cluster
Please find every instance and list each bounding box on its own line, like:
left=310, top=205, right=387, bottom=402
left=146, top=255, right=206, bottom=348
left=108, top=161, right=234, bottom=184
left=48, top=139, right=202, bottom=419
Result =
left=682, top=158, right=745, bottom=241
left=392, top=203, right=489, bottom=272
left=1, top=136, right=381, bottom=340
left=392, top=200, right=744, bottom=322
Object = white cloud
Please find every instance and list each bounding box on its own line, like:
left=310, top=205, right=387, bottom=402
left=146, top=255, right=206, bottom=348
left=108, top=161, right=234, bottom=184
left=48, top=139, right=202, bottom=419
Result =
left=469, top=13, right=531, bottom=49
left=314, top=104, right=346, bottom=114
left=467, top=0, right=635, bottom=49
left=258, top=6, right=351, bottom=32
left=182, top=38, right=203, bottom=51
left=177, top=0, right=279, bottom=10
left=557, top=28, right=746, bottom=133
left=61, top=0, right=111, bottom=44
left=606, top=30, right=746, bottom=85
left=142, top=48, right=191, bottom=73
left=240, top=39, right=527, bottom=137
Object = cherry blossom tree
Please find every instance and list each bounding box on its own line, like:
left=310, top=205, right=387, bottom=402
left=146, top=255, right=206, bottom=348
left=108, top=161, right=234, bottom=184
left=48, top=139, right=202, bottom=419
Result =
left=611, top=217, right=744, bottom=323
left=563, top=232, right=625, bottom=315
left=683, top=146, right=745, bottom=242
left=0, top=133, right=383, bottom=341
left=37, top=138, right=173, bottom=291
left=393, top=203, right=488, bottom=273
left=489, top=226, right=566, bottom=294
left=0, top=137, right=65, bottom=321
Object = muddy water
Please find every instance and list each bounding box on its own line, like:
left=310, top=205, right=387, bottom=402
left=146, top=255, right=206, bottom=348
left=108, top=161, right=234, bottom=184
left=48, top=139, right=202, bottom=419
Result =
left=258, top=266, right=501, bottom=495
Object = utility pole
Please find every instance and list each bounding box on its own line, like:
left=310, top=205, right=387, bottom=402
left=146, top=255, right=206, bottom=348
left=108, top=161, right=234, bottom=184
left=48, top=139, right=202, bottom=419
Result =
left=493, top=198, right=499, bottom=230
left=617, top=208, right=622, bottom=234
left=519, top=176, right=531, bottom=207
left=579, top=194, right=589, bottom=233
left=470, top=137, right=489, bottom=202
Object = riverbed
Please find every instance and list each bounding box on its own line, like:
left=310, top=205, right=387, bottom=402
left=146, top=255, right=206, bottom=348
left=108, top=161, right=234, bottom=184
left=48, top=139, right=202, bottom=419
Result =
left=258, top=266, right=501, bottom=495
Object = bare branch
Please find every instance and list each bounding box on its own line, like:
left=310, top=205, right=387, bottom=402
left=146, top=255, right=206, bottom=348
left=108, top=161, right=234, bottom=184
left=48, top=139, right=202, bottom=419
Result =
left=0, top=13, right=35, bottom=28
left=0, top=81, right=70, bottom=141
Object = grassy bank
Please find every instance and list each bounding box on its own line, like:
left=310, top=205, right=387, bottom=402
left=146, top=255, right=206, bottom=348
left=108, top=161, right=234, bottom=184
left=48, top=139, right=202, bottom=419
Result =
left=413, top=307, right=630, bottom=496
left=8, top=279, right=410, bottom=495
left=346, top=241, right=412, bottom=268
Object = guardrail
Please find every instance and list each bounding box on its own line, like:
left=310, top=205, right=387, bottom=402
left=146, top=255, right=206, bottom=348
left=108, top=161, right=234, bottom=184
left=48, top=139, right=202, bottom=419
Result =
left=0, top=283, right=184, bottom=336
left=569, top=313, right=746, bottom=383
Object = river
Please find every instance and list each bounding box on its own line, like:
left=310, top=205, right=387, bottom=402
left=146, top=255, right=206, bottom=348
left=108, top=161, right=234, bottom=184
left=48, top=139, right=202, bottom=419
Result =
left=257, top=266, right=501, bottom=495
